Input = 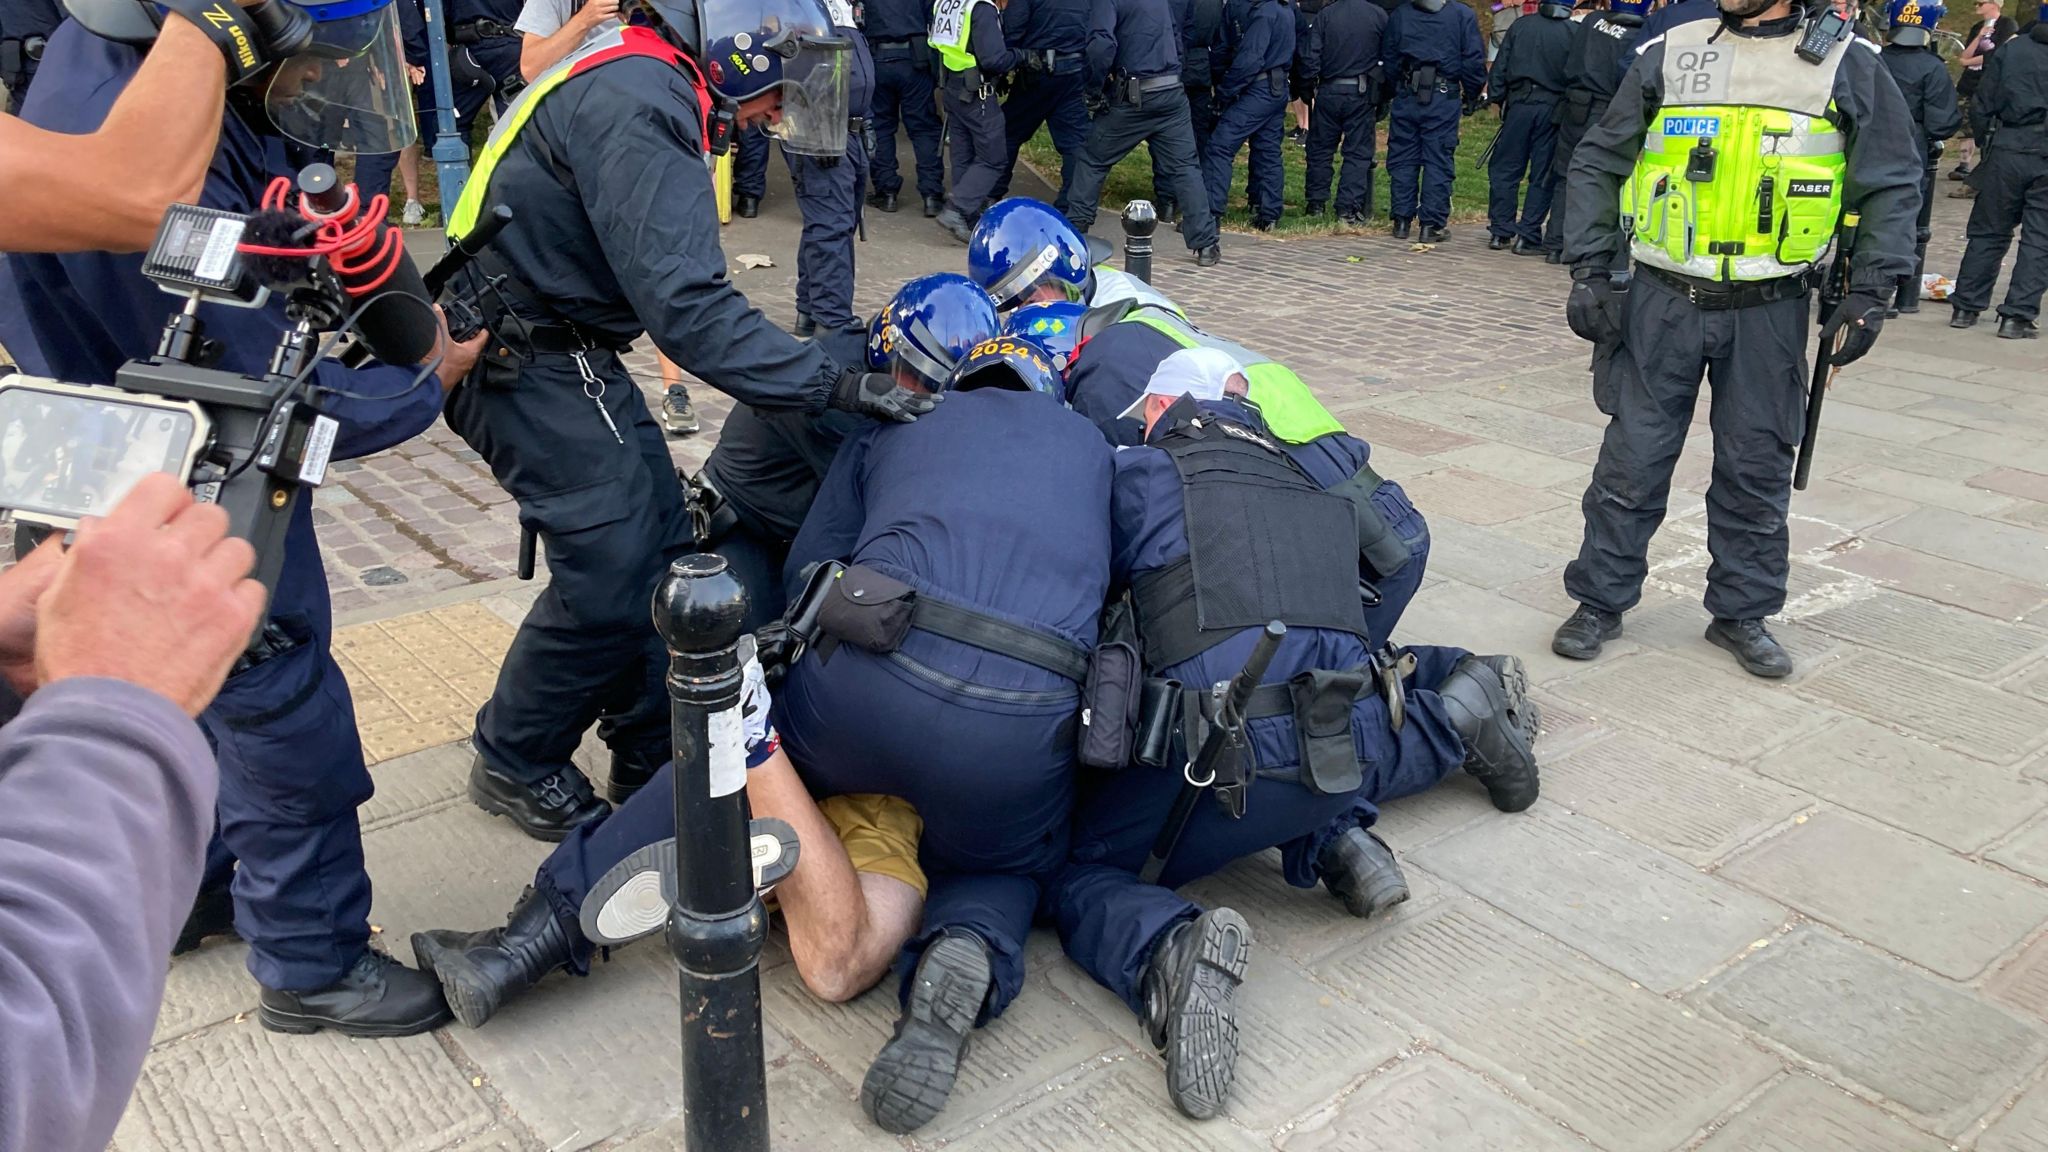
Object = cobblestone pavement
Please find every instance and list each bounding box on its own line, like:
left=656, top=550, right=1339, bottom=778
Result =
left=116, top=164, right=2048, bottom=1152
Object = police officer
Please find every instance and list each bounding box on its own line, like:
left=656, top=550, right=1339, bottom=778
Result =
left=1381, top=0, right=1484, bottom=240
left=0, top=0, right=57, bottom=114
left=449, top=0, right=527, bottom=113
left=1879, top=0, right=1961, bottom=315
left=4, top=0, right=481, bottom=1035
left=1485, top=0, right=1572, bottom=252
left=1048, top=355, right=1539, bottom=1120
left=1556, top=0, right=1921, bottom=676
left=1543, top=0, right=1650, bottom=263
left=1204, top=0, right=1295, bottom=228
left=1301, top=0, right=1388, bottom=222
left=991, top=0, right=1093, bottom=212
left=969, top=197, right=1190, bottom=320
left=1066, top=0, right=1224, bottom=263
left=788, top=0, right=875, bottom=339
left=1950, top=1, right=2047, bottom=338
left=866, top=0, right=948, bottom=216
left=1155, top=0, right=1226, bottom=220
left=734, top=125, right=772, bottom=218
left=438, top=0, right=935, bottom=837
left=930, top=0, right=1017, bottom=240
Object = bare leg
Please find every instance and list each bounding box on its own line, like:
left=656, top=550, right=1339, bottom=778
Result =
left=398, top=145, right=422, bottom=203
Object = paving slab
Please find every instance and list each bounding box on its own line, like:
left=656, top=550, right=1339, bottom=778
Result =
left=1694, top=1074, right=1949, bottom=1152
left=361, top=740, right=475, bottom=831
left=1797, top=590, right=2048, bottom=680
left=1972, top=466, right=2048, bottom=504
left=1318, top=902, right=1778, bottom=1152
left=1281, top=1054, right=1591, bottom=1152
left=1175, top=848, right=1452, bottom=966
left=1981, top=1077, right=2048, bottom=1152
left=1872, top=507, right=2048, bottom=584
left=1837, top=463, right=2021, bottom=517
left=1396, top=577, right=1644, bottom=688
left=1781, top=476, right=1921, bottom=530
left=1412, top=516, right=1569, bottom=591
left=1548, top=650, right=1832, bottom=762
left=1521, top=689, right=1614, bottom=758
left=1702, top=927, right=2048, bottom=1137
left=1816, top=538, right=2048, bottom=621
left=941, top=1057, right=1267, bottom=1152
left=1539, top=732, right=1813, bottom=865
left=613, top=1058, right=905, bottom=1152
left=1923, top=429, right=2048, bottom=474
left=1618, top=598, right=1849, bottom=686
left=1395, top=467, right=1569, bottom=526
left=153, top=940, right=256, bottom=1045
left=361, top=804, right=552, bottom=971
left=1797, top=652, right=2048, bottom=765
left=1808, top=402, right=1959, bottom=445
left=1722, top=809, right=2048, bottom=980
left=1372, top=391, right=1608, bottom=457
left=1987, top=934, right=2048, bottom=1027
left=1989, top=816, right=2048, bottom=886
left=1755, top=717, right=2046, bottom=852
left=1369, top=774, right=1501, bottom=851
left=1428, top=441, right=1592, bottom=490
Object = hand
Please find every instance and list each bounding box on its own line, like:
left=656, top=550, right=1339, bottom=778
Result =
left=408, top=64, right=427, bottom=86
left=577, top=0, right=623, bottom=31
left=431, top=305, right=488, bottom=392
left=1821, top=289, right=1888, bottom=367
left=35, top=474, right=267, bottom=717
left=829, top=368, right=943, bottom=423
left=1565, top=271, right=1627, bottom=345
left=0, top=539, right=63, bottom=698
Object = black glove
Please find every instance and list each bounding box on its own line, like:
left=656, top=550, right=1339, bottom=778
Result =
left=1821, top=288, right=1888, bottom=366
left=1023, top=50, right=1050, bottom=73
left=1086, top=90, right=1109, bottom=117
left=1462, top=95, right=1480, bottom=117
left=754, top=621, right=795, bottom=689
left=1565, top=270, right=1627, bottom=346
left=830, top=368, right=943, bottom=423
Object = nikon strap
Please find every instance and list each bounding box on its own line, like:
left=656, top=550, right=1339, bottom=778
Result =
left=155, top=0, right=274, bottom=85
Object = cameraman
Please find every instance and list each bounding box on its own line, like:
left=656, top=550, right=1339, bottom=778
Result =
left=0, top=474, right=265, bottom=1152
left=2, top=0, right=485, bottom=1038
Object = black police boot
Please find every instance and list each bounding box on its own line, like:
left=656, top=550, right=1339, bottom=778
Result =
left=1317, top=828, right=1410, bottom=919
left=1252, top=217, right=1277, bottom=232
left=794, top=310, right=817, bottom=337
left=922, top=194, right=945, bottom=218
left=1513, top=237, right=1545, bottom=257
left=1951, top=308, right=1980, bottom=329
left=1436, top=655, right=1540, bottom=813
left=1196, top=244, right=1222, bottom=267
left=1705, top=617, right=1793, bottom=679
left=935, top=206, right=975, bottom=244
left=606, top=748, right=662, bottom=806
left=660, top=384, right=699, bottom=437
left=173, top=882, right=237, bottom=956
left=1545, top=249, right=1564, bottom=264
left=1390, top=218, right=1412, bottom=240
left=1998, top=316, right=2040, bottom=340
left=1551, top=604, right=1622, bottom=661
left=1339, top=212, right=1368, bottom=229
left=1140, top=908, right=1252, bottom=1120
left=1895, top=275, right=1920, bottom=315
left=258, top=949, right=452, bottom=1037
left=411, top=887, right=576, bottom=1029
left=1488, top=234, right=1510, bottom=251
left=1306, top=201, right=1326, bottom=217
left=468, top=755, right=609, bottom=842
left=1158, top=200, right=1181, bottom=224
left=862, top=931, right=991, bottom=1134
left=735, top=194, right=761, bottom=218
left=1418, top=224, right=1449, bottom=244
left=867, top=189, right=899, bottom=213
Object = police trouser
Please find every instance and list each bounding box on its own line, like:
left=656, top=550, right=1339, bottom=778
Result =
left=1049, top=642, right=1470, bottom=1012
left=1542, top=99, right=1601, bottom=257
left=1067, top=84, right=1220, bottom=251
left=1203, top=84, right=1287, bottom=222
left=1305, top=86, right=1377, bottom=216
left=941, top=84, right=1008, bottom=217
left=1152, top=84, right=1216, bottom=210
left=786, top=135, right=870, bottom=330
left=869, top=52, right=946, bottom=200
left=1904, top=161, right=1936, bottom=302
left=994, top=66, right=1092, bottom=213
left=531, top=755, right=685, bottom=975
left=1388, top=88, right=1461, bottom=227
left=777, top=644, right=1077, bottom=1020
left=735, top=125, right=773, bottom=199
left=1953, top=146, right=2048, bottom=323
left=1, top=42, right=39, bottom=117
left=445, top=349, right=694, bottom=784
left=1486, top=98, right=1559, bottom=244
left=1564, top=272, right=1810, bottom=622
left=1362, top=480, right=1431, bottom=645
left=199, top=605, right=377, bottom=991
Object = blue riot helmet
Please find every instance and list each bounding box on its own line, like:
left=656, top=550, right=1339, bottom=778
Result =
left=967, top=198, right=1094, bottom=311
left=1887, top=0, right=1943, bottom=44
left=883, top=273, right=1001, bottom=390
left=1003, top=300, right=1086, bottom=372
left=635, top=0, right=852, bottom=155
left=1607, top=0, right=1651, bottom=14
left=948, top=335, right=1065, bottom=398
left=865, top=312, right=892, bottom=371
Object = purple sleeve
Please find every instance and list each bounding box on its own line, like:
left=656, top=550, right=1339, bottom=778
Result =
left=0, top=679, right=218, bottom=1152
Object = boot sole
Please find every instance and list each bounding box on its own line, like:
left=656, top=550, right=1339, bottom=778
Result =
left=409, top=938, right=503, bottom=1030
left=468, top=776, right=577, bottom=844
left=257, top=1001, right=452, bottom=1038
left=862, top=935, right=990, bottom=1135
left=1705, top=627, right=1792, bottom=679
left=582, top=839, right=678, bottom=947
left=1164, top=909, right=1253, bottom=1121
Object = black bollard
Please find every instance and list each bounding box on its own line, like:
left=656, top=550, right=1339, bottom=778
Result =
left=1122, top=200, right=1157, bottom=284
left=653, top=554, right=771, bottom=1152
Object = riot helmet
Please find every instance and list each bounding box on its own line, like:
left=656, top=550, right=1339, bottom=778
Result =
left=879, top=274, right=1001, bottom=391
left=966, top=198, right=1094, bottom=310
left=948, top=335, right=1065, bottom=397
left=1886, top=0, right=1944, bottom=44
left=634, top=0, right=852, bottom=155
left=1537, top=2, right=1572, bottom=15
left=865, top=311, right=892, bottom=371
left=1607, top=0, right=1651, bottom=15
left=1002, top=300, right=1086, bottom=372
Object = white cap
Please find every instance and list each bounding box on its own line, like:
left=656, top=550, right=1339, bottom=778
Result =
left=1118, top=347, right=1248, bottom=420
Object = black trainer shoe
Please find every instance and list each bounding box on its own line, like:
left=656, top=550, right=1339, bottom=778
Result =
left=735, top=194, right=761, bottom=218
left=660, top=385, right=699, bottom=437
left=1488, top=234, right=1510, bottom=251
left=1196, top=244, right=1222, bottom=267
left=1142, top=908, right=1252, bottom=1120
left=1552, top=605, right=1622, bottom=661
left=259, top=950, right=451, bottom=1037
left=1437, top=655, right=1540, bottom=813
left=1418, top=224, right=1449, bottom=244
left=794, top=310, right=817, bottom=337
left=1998, top=316, right=2040, bottom=340
left=1513, top=237, right=1545, bottom=257
left=1317, top=828, right=1410, bottom=919
left=411, top=887, right=576, bottom=1029
left=1952, top=308, right=1980, bottom=329
left=862, top=932, right=991, bottom=1134
left=935, top=206, right=974, bottom=244
left=173, top=883, right=237, bottom=956
left=1705, top=617, right=1793, bottom=679
left=468, top=756, right=609, bottom=842
left=867, top=189, right=899, bottom=213
left=1390, top=218, right=1412, bottom=240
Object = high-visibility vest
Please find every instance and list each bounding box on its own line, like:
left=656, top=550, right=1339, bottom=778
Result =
left=1122, top=307, right=1348, bottom=445
left=928, top=0, right=990, bottom=72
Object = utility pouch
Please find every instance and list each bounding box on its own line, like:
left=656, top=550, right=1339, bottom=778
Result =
left=1079, top=641, right=1144, bottom=770
left=785, top=558, right=845, bottom=650
left=913, top=35, right=932, bottom=71
left=1329, top=465, right=1413, bottom=581
left=473, top=337, right=523, bottom=391
left=1411, top=63, right=1437, bottom=101
left=1289, top=669, right=1368, bottom=796
left=0, top=41, right=22, bottom=79
left=1565, top=88, right=1591, bottom=126
left=1124, top=75, right=1143, bottom=104
left=1135, top=677, right=1181, bottom=770
left=812, top=564, right=917, bottom=660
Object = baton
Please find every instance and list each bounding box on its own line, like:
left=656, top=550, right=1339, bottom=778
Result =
left=1794, top=210, right=1859, bottom=491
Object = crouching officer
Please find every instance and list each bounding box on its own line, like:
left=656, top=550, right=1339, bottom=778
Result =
left=865, top=0, right=947, bottom=216
left=1949, top=2, right=2047, bottom=338
left=787, top=0, right=875, bottom=339
left=1204, top=0, right=1297, bottom=229
left=0, top=0, right=57, bottom=113
left=1879, top=0, right=1961, bottom=315
left=1382, top=0, right=1484, bottom=240
left=1485, top=0, right=1573, bottom=253
left=441, top=0, right=936, bottom=838
left=1556, top=0, right=1920, bottom=676
left=930, top=0, right=1018, bottom=240
left=1542, top=0, right=1650, bottom=263
left=991, top=0, right=1093, bottom=212
left=1302, top=0, right=1389, bottom=223
left=1048, top=352, right=1540, bottom=1121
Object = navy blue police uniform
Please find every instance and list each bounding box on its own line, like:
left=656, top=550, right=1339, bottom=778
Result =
left=1952, top=12, right=2048, bottom=330
left=1381, top=0, right=1483, bottom=232
left=866, top=0, right=948, bottom=211
left=786, top=19, right=875, bottom=333
left=1154, top=0, right=1227, bottom=215
left=1542, top=2, right=1645, bottom=259
left=0, top=0, right=58, bottom=114
left=1203, top=0, right=1295, bottom=225
left=1, top=25, right=448, bottom=1003
left=1302, top=0, right=1388, bottom=218
left=775, top=386, right=1114, bottom=1021
left=1484, top=4, right=1573, bottom=247
left=991, top=0, right=1094, bottom=211
left=936, top=0, right=1020, bottom=229
left=1879, top=29, right=1962, bottom=310
left=449, top=0, right=527, bottom=107
left=735, top=124, right=773, bottom=208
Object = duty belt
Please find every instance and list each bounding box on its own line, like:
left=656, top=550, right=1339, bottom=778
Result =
left=521, top=321, right=630, bottom=355
left=454, top=18, right=517, bottom=38
left=1637, top=264, right=1812, bottom=311
left=1132, top=72, right=1186, bottom=93
left=1027, top=48, right=1086, bottom=71
left=1242, top=645, right=1416, bottom=735
left=910, top=597, right=1091, bottom=681
left=1319, top=75, right=1372, bottom=92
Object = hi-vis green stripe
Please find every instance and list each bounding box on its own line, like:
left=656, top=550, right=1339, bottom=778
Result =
left=1125, top=311, right=1346, bottom=445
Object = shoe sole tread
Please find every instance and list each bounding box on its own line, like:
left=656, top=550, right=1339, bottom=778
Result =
left=1164, top=909, right=1252, bottom=1121
left=861, top=935, right=991, bottom=1134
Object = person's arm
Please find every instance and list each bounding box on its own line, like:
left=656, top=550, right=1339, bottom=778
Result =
left=0, top=18, right=228, bottom=253
left=1220, top=7, right=1270, bottom=97
left=1460, top=5, right=1487, bottom=97
left=518, top=0, right=620, bottom=80
left=1086, top=0, right=1118, bottom=85
left=1302, top=10, right=1322, bottom=85
left=1489, top=19, right=1517, bottom=102
left=971, top=2, right=1022, bottom=72
left=1838, top=43, right=1926, bottom=288
left=1563, top=41, right=1658, bottom=267
left=1924, top=57, right=1963, bottom=142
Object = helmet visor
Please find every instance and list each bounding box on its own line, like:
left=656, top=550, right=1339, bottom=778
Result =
left=264, top=0, right=417, bottom=155
left=765, top=30, right=850, bottom=156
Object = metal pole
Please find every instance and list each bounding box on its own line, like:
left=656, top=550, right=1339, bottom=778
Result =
left=1122, top=199, right=1157, bottom=283
left=422, top=0, right=471, bottom=226
left=653, top=555, right=772, bottom=1152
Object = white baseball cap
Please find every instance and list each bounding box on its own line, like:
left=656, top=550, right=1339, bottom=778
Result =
left=1118, top=347, right=1249, bottom=420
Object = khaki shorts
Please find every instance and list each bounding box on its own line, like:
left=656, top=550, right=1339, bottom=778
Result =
left=817, top=793, right=927, bottom=899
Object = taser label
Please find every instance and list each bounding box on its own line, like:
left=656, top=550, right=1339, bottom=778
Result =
left=707, top=705, right=746, bottom=798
